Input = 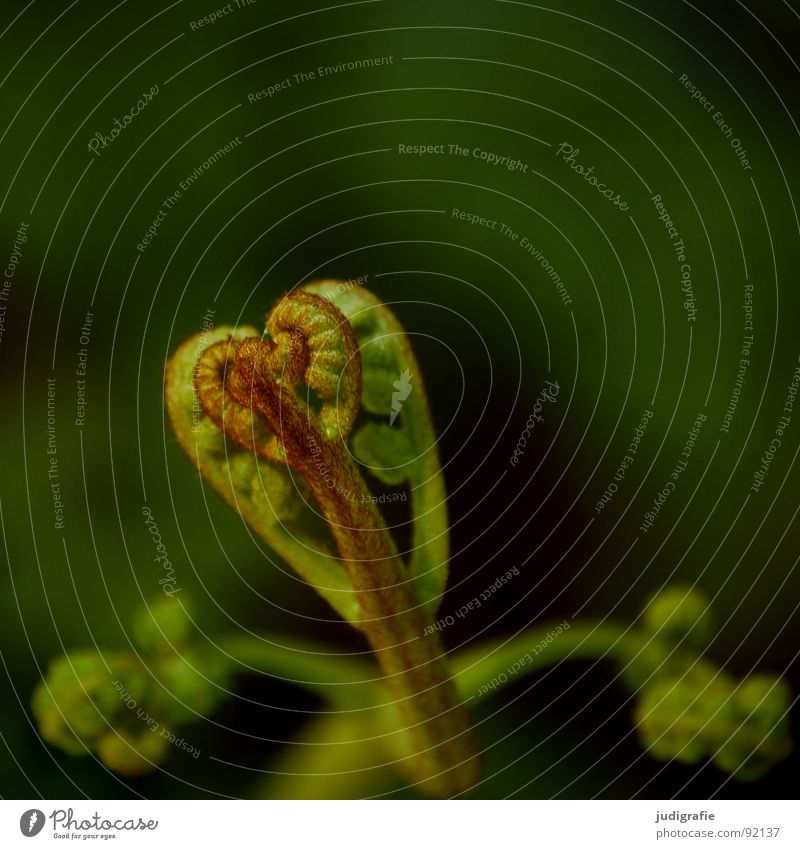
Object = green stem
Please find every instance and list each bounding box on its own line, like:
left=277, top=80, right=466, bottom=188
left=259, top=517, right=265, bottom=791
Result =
left=213, top=622, right=646, bottom=708
left=305, top=280, right=451, bottom=611
left=217, top=621, right=646, bottom=797
left=214, top=630, right=479, bottom=799
left=450, top=622, right=646, bottom=698
left=265, top=406, right=479, bottom=795
left=214, top=632, right=380, bottom=709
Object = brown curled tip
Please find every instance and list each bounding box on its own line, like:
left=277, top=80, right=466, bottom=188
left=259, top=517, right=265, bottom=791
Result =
left=193, top=291, right=362, bottom=463
left=266, top=290, right=362, bottom=440
left=194, top=337, right=279, bottom=460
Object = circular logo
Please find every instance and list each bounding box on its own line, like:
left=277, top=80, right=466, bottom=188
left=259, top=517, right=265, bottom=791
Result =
left=19, top=810, right=46, bottom=837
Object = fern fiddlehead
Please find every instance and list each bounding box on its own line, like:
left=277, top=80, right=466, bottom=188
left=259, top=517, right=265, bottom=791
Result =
left=32, top=284, right=792, bottom=796
left=171, top=286, right=478, bottom=796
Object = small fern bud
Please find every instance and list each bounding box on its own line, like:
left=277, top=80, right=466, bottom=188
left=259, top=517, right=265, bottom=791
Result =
left=712, top=675, right=793, bottom=780
left=132, top=596, right=194, bottom=654
left=641, top=586, right=714, bottom=649
left=32, top=651, right=149, bottom=756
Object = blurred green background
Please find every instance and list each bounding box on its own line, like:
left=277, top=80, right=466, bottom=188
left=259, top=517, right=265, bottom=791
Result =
left=0, top=0, right=798, bottom=798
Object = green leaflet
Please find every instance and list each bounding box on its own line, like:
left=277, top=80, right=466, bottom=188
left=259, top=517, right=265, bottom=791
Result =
left=303, top=281, right=450, bottom=616
left=350, top=422, right=416, bottom=486
left=165, top=324, right=362, bottom=627
left=31, top=639, right=229, bottom=775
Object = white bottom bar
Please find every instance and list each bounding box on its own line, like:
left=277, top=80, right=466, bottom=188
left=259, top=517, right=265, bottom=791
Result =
left=3, top=800, right=795, bottom=847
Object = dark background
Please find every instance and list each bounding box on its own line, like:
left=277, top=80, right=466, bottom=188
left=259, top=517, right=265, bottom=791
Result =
left=0, top=0, right=798, bottom=798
